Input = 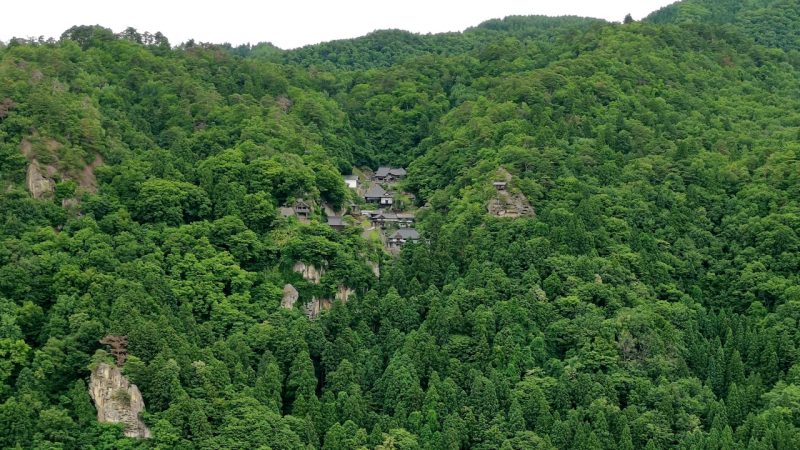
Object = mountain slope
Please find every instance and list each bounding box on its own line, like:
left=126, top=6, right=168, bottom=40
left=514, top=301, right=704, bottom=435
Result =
left=647, top=0, right=800, bottom=50
left=267, top=15, right=604, bottom=70
left=1, top=2, right=800, bottom=449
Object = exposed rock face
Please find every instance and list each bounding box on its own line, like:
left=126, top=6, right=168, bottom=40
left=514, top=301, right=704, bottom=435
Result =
left=367, top=260, right=380, bottom=278
left=323, top=203, right=336, bottom=217
left=487, top=168, right=535, bottom=218
left=293, top=261, right=324, bottom=284
left=335, top=286, right=354, bottom=303
left=26, top=160, right=55, bottom=199
left=79, top=155, right=103, bottom=194
left=304, top=297, right=333, bottom=320
left=276, top=95, right=292, bottom=113
left=487, top=193, right=534, bottom=218
left=89, top=363, right=151, bottom=439
left=62, top=198, right=80, bottom=209
left=281, top=284, right=299, bottom=309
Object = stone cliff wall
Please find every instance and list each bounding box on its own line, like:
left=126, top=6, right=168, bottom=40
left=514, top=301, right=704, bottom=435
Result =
left=335, top=285, right=354, bottom=302
left=281, top=284, right=299, bottom=309
left=367, top=260, right=380, bottom=278
left=26, top=160, right=55, bottom=199
left=303, top=297, right=333, bottom=320
left=292, top=261, right=325, bottom=284
left=89, top=363, right=151, bottom=439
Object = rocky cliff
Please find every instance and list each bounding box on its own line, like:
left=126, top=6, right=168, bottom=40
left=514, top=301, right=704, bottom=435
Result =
left=281, top=283, right=299, bottom=309
left=335, top=285, right=354, bottom=302
left=303, top=296, right=333, bottom=320
left=292, top=261, right=325, bottom=284
left=26, top=160, right=55, bottom=199
left=89, top=363, right=151, bottom=439
left=367, top=260, right=381, bottom=278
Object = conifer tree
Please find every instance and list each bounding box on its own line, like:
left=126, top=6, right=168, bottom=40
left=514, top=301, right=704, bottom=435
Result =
left=507, top=397, right=526, bottom=435
left=619, top=423, right=634, bottom=450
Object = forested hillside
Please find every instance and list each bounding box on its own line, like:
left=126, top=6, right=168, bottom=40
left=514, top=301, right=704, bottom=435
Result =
left=647, top=0, right=800, bottom=50
left=1, top=1, right=800, bottom=448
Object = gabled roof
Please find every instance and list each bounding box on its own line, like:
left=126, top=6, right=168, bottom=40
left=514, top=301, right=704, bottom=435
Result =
left=376, top=167, right=407, bottom=177
left=377, top=212, right=398, bottom=220
left=364, top=184, right=388, bottom=198
left=396, top=213, right=416, bottom=220
left=391, top=228, right=420, bottom=240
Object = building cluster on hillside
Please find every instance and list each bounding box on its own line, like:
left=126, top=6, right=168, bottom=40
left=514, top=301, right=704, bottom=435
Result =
left=280, top=166, right=536, bottom=252
left=279, top=167, right=420, bottom=250
left=342, top=167, right=408, bottom=207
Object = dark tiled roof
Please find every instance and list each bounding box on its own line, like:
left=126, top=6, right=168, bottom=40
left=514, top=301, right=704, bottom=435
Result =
left=391, top=228, right=420, bottom=240
left=364, top=184, right=388, bottom=198
left=376, top=167, right=406, bottom=177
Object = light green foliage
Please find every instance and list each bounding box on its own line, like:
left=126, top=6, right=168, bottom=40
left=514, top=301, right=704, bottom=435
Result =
left=134, top=178, right=211, bottom=225
left=1, top=4, right=800, bottom=449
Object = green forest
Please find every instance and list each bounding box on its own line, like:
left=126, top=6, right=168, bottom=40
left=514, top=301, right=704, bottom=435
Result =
left=2, top=0, right=800, bottom=448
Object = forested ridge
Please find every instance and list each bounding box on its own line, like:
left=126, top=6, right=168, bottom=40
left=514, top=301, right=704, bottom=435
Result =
left=2, top=0, right=800, bottom=448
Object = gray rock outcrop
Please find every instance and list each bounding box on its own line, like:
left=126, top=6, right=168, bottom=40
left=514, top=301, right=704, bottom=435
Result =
left=487, top=167, right=535, bottom=218
left=304, top=297, right=332, bottom=320
left=293, top=261, right=324, bottom=284
left=26, top=160, right=55, bottom=199
left=281, top=284, right=299, bottom=309
left=335, top=286, right=354, bottom=303
left=367, top=260, right=380, bottom=278
left=89, top=363, right=151, bottom=439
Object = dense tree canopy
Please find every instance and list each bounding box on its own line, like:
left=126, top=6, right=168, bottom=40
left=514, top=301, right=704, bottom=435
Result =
left=2, top=2, right=800, bottom=448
